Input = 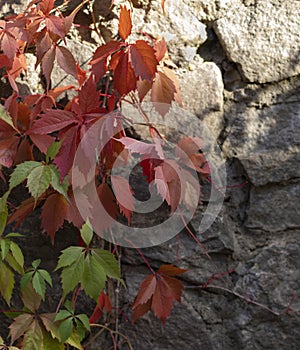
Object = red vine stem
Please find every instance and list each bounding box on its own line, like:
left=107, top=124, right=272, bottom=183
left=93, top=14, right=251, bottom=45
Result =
left=125, top=239, right=156, bottom=275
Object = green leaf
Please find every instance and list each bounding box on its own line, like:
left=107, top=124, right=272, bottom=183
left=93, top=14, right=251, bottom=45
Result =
left=49, top=164, right=69, bottom=198
left=55, top=246, right=84, bottom=270
left=80, top=220, right=93, bottom=246
left=1, top=239, right=10, bottom=260
left=43, top=327, right=65, bottom=350
left=39, top=269, right=53, bottom=287
left=0, top=192, right=9, bottom=236
left=27, top=165, right=52, bottom=201
left=66, top=331, right=83, bottom=350
left=55, top=309, right=72, bottom=322
left=93, top=249, right=121, bottom=279
left=46, top=141, right=62, bottom=163
left=32, top=259, right=41, bottom=269
left=81, top=254, right=106, bottom=301
left=0, top=104, right=16, bottom=129
left=22, top=320, right=44, bottom=350
left=5, top=253, right=24, bottom=275
left=5, top=233, right=23, bottom=238
left=58, top=317, right=73, bottom=343
left=32, top=271, right=47, bottom=300
left=9, top=161, right=41, bottom=190
left=0, top=261, right=14, bottom=305
left=76, top=314, right=90, bottom=332
left=61, top=254, right=85, bottom=298
left=74, top=319, right=86, bottom=341
left=10, top=241, right=24, bottom=269
left=20, top=271, right=34, bottom=291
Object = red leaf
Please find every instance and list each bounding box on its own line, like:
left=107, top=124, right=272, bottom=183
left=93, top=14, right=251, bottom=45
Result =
left=158, top=264, right=187, bottom=277
left=0, top=54, right=10, bottom=68
left=111, top=49, right=137, bottom=96
left=39, top=0, right=55, bottom=14
left=78, top=76, right=100, bottom=114
left=0, top=25, right=18, bottom=63
left=0, top=136, right=19, bottom=168
left=30, top=133, right=55, bottom=154
left=118, top=5, right=132, bottom=40
left=151, top=70, right=176, bottom=117
left=41, top=193, right=68, bottom=243
left=30, top=110, right=78, bottom=135
left=8, top=197, right=37, bottom=227
left=54, top=125, right=80, bottom=179
left=41, top=45, right=55, bottom=89
left=56, top=46, right=77, bottom=78
left=90, top=41, right=122, bottom=80
left=154, top=160, right=181, bottom=213
left=111, top=175, right=134, bottom=224
left=129, top=40, right=158, bottom=81
left=89, top=291, right=112, bottom=323
left=132, top=265, right=185, bottom=324
left=46, top=16, right=65, bottom=40
left=35, top=29, right=52, bottom=67
left=118, top=137, right=162, bottom=159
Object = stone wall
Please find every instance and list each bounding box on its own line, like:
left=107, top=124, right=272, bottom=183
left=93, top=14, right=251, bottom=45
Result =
left=0, top=0, right=299, bottom=349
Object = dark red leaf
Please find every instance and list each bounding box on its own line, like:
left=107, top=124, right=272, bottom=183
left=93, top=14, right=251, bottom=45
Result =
left=54, top=125, right=80, bottom=179
left=90, top=41, right=122, bottom=80
left=56, top=46, right=77, bottom=78
left=78, top=76, right=100, bottom=114
left=129, top=40, right=158, bottom=81
left=118, top=5, right=132, bottom=40
left=30, top=110, right=78, bottom=135
left=41, top=45, right=55, bottom=89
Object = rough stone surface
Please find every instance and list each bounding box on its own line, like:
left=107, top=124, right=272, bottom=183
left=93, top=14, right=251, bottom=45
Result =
left=214, top=1, right=300, bottom=83
left=1, top=0, right=300, bottom=349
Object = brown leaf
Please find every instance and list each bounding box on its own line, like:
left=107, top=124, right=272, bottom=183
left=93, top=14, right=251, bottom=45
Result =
left=118, top=5, right=132, bottom=40
left=41, top=193, right=68, bottom=243
left=41, top=45, right=55, bottom=89
left=151, top=70, right=176, bottom=117
left=132, top=265, right=185, bottom=324
left=56, top=46, right=77, bottom=78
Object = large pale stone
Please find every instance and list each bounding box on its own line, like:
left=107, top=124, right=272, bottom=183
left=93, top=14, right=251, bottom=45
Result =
left=178, top=60, right=224, bottom=138
left=214, top=1, right=300, bottom=83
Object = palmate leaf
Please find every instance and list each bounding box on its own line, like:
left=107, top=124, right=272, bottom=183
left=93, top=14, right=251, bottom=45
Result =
left=9, top=161, right=41, bottom=190
left=132, top=264, right=186, bottom=324
left=56, top=246, right=120, bottom=301
left=81, top=254, right=106, bottom=301
left=26, top=164, right=52, bottom=201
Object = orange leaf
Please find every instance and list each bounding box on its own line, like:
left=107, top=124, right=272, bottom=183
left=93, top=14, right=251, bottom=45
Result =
left=111, top=49, right=137, bottom=96
left=129, top=40, right=158, bottom=81
left=118, top=5, right=132, bottom=40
